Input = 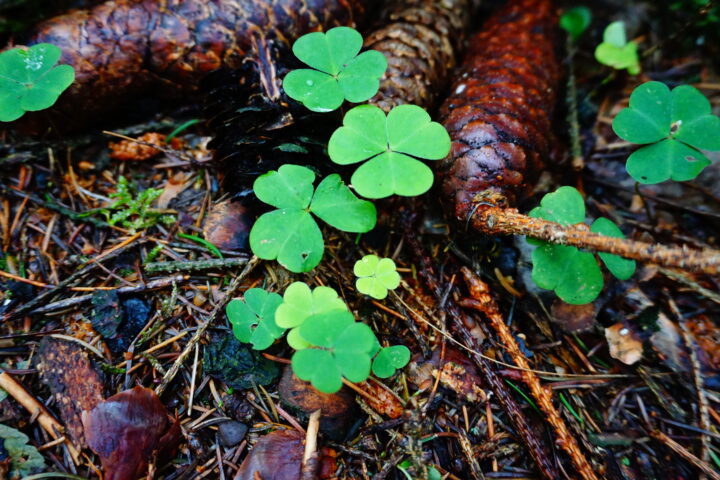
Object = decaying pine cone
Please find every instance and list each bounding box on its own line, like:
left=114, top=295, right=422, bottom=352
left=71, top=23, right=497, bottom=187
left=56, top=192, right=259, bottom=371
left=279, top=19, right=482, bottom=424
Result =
left=437, top=0, right=560, bottom=221
left=17, top=0, right=364, bottom=131
left=364, top=0, right=481, bottom=111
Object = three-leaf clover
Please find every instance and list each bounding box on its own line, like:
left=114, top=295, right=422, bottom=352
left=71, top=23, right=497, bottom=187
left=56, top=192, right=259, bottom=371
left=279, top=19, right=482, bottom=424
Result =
left=249, top=164, right=376, bottom=272
left=283, top=27, right=387, bottom=112
left=354, top=254, right=401, bottom=299
left=275, top=282, right=349, bottom=349
left=372, top=345, right=411, bottom=378
left=612, top=81, right=720, bottom=183
left=594, top=21, right=640, bottom=74
left=529, top=186, right=635, bottom=304
left=0, top=43, right=75, bottom=122
left=560, top=6, right=592, bottom=40
left=292, top=310, right=378, bottom=393
left=328, top=105, right=451, bottom=198
left=226, top=288, right=284, bottom=350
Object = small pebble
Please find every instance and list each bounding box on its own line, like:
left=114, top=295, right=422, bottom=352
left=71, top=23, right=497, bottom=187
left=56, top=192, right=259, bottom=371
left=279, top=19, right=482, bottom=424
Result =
left=218, top=420, right=248, bottom=447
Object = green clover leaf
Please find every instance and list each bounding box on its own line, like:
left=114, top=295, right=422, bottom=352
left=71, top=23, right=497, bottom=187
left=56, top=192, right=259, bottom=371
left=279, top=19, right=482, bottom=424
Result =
left=0, top=43, right=75, bottom=122
left=226, top=288, right=284, bottom=350
left=328, top=105, right=451, bottom=198
left=560, top=6, right=592, bottom=40
left=529, top=187, right=636, bottom=304
left=249, top=165, right=376, bottom=272
left=283, top=27, right=387, bottom=112
left=371, top=345, right=411, bottom=378
left=275, top=282, right=349, bottom=350
left=292, top=312, right=378, bottom=393
left=612, top=81, right=720, bottom=183
left=590, top=218, right=636, bottom=280
left=353, top=254, right=401, bottom=299
left=594, top=21, right=640, bottom=74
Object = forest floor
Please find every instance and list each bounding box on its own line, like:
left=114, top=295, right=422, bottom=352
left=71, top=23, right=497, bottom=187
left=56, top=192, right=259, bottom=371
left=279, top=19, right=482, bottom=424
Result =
left=1, top=1, right=720, bottom=479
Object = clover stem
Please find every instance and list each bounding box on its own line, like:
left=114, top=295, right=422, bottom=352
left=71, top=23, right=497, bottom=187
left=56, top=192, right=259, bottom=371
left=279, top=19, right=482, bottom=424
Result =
left=634, top=181, right=654, bottom=221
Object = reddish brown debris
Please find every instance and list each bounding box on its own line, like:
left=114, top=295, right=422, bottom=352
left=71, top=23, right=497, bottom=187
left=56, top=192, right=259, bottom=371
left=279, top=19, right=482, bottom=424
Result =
left=365, top=0, right=480, bottom=111
left=235, top=429, right=305, bottom=480
left=108, top=133, right=180, bottom=161
left=437, top=0, right=560, bottom=220
left=37, top=337, right=105, bottom=447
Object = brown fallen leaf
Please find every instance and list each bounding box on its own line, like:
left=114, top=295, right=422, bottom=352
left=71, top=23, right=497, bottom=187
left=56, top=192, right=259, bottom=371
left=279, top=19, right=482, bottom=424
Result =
left=157, top=171, right=192, bottom=209
left=203, top=199, right=253, bottom=251
left=408, top=346, right=487, bottom=402
left=551, top=300, right=597, bottom=333
left=278, top=366, right=355, bottom=440
left=356, top=380, right=405, bottom=419
left=37, top=337, right=105, bottom=447
left=235, top=429, right=304, bottom=480
left=605, top=322, right=643, bottom=365
left=109, top=133, right=180, bottom=161
left=82, top=386, right=181, bottom=480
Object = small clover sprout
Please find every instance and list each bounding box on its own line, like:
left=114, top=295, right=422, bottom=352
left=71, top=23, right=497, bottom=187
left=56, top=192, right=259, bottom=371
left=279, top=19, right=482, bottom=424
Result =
left=612, top=81, right=720, bottom=184
left=275, top=282, right=349, bottom=349
left=226, top=288, right=284, bottom=350
left=372, top=345, right=411, bottom=378
left=354, top=254, right=401, bottom=299
left=0, top=43, right=75, bottom=122
left=529, top=186, right=635, bottom=304
left=292, top=310, right=379, bottom=393
left=249, top=165, right=376, bottom=272
left=560, top=6, right=592, bottom=40
left=594, top=21, right=640, bottom=74
left=328, top=104, right=451, bottom=198
left=283, top=26, right=387, bottom=112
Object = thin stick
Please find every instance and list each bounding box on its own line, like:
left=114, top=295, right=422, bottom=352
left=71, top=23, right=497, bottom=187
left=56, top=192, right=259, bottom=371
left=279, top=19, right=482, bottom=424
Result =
left=144, top=256, right=249, bottom=274
left=155, top=257, right=259, bottom=396
left=650, top=430, right=720, bottom=480
left=459, top=267, right=600, bottom=480
left=0, top=371, right=80, bottom=463
left=473, top=206, right=720, bottom=274
left=303, top=410, right=321, bottom=464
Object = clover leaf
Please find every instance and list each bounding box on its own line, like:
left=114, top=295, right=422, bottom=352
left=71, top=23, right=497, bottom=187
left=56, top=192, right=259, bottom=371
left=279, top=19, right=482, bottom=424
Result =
left=0, top=43, right=75, bottom=122
left=0, top=423, right=45, bottom=477
left=560, top=6, right=592, bottom=40
left=594, top=21, right=640, bottom=74
left=249, top=165, right=376, bottom=272
left=275, top=282, right=349, bottom=350
left=226, top=288, right=284, bottom=350
left=529, top=186, right=635, bottom=304
left=292, top=311, right=378, bottom=393
left=283, top=27, right=387, bottom=112
left=328, top=105, right=451, bottom=198
left=353, top=254, right=401, bottom=299
left=613, top=81, right=720, bottom=183
left=372, top=345, right=411, bottom=378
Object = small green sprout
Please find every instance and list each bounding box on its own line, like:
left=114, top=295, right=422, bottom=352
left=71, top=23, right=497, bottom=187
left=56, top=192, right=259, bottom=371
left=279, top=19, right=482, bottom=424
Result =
left=0, top=43, right=75, bottom=122
left=328, top=104, right=451, bottom=198
left=226, top=288, right=284, bottom=350
left=612, top=81, right=720, bottom=184
left=594, top=21, right=640, bottom=74
left=354, top=254, right=401, bottom=299
left=560, top=6, right=592, bottom=39
left=249, top=165, right=376, bottom=272
left=529, top=186, right=635, bottom=304
left=292, top=310, right=378, bottom=393
left=283, top=26, right=387, bottom=112
left=275, top=282, right=349, bottom=350
left=372, top=345, right=411, bottom=378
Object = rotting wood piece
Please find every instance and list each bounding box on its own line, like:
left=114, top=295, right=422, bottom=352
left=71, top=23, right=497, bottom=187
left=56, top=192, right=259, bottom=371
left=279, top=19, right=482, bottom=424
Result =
left=17, top=0, right=365, bottom=131
left=437, top=0, right=560, bottom=219
left=365, top=0, right=481, bottom=111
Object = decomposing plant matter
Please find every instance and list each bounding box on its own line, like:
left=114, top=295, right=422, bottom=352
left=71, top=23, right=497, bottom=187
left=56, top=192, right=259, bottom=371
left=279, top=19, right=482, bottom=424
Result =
left=18, top=0, right=365, bottom=129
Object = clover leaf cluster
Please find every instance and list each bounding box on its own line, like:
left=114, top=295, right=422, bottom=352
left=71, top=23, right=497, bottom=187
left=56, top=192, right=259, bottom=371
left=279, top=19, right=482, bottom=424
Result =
left=0, top=43, right=75, bottom=122
left=529, top=186, right=636, bottom=305
left=613, top=81, right=720, bottom=184
left=594, top=21, right=640, bottom=74
left=226, top=282, right=411, bottom=393
left=354, top=254, right=401, bottom=300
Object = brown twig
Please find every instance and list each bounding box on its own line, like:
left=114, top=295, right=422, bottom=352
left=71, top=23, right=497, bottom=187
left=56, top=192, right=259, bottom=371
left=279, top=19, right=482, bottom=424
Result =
left=472, top=206, right=720, bottom=274
left=155, top=256, right=259, bottom=397
left=301, top=409, right=322, bottom=480
left=650, top=430, right=720, bottom=480
left=458, top=267, right=601, bottom=480
left=0, top=371, right=80, bottom=463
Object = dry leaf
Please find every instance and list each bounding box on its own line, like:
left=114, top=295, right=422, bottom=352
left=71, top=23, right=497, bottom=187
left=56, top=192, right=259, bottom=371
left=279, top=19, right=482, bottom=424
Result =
left=605, top=322, right=643, bottom=365
left=235, top=430, right=304, bottom=480
left=203, top=199, right=252, bottom=251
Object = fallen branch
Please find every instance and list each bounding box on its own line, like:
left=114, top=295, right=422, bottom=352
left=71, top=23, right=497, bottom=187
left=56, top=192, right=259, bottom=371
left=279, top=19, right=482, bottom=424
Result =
left=472, top=206, right=720, bottom=274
